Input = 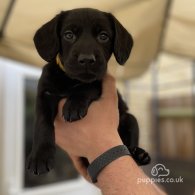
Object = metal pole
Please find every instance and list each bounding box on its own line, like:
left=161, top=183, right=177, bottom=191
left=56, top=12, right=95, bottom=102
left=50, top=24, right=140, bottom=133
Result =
left=192, top=61, right=195, bottom=108
left=0, top=0, right=16, bottom=38
left=192, top=61, right=195, bottom=156
left=156, top=0, right=173, bottom=56
left=151, top=60, right=160, bottom=160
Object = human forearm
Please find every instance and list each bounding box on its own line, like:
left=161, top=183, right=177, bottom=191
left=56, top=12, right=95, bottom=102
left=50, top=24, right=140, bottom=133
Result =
left=94, top=152, right=165, bottom=195
left=86, top=136, right=165, bottom=195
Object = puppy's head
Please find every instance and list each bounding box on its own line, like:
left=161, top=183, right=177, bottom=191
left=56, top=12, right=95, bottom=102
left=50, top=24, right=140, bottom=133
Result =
left=34, top=8, right=133, bottom=83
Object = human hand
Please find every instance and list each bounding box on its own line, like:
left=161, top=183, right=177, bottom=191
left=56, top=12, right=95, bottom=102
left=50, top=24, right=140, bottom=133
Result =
left=54, top=74, right=123, bottom=180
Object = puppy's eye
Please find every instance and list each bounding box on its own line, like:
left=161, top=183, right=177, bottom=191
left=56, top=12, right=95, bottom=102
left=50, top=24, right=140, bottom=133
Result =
left=64, top=31, right=76, bottom=42
left=97, top=32, right=109, bottom=43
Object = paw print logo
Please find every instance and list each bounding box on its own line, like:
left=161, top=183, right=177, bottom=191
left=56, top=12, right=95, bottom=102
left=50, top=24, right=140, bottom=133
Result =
left=151, top=163, right=170, bottom=177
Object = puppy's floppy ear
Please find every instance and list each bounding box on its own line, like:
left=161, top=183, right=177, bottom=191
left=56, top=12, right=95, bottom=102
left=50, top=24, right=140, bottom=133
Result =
left=33, top=12, right=64, bottom=62
left=109, top=14, right=133, bottom=65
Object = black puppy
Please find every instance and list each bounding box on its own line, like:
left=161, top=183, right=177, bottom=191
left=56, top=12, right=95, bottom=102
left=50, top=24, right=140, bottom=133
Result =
left=27, top=8, right=150, bottom=175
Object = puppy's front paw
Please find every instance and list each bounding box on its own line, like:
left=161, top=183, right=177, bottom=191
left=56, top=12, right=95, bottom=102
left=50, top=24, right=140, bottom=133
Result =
left=129, top=146, right=151, bottom=165
left=27, top=147, right=55, bottom=175
left=63, top=99, right=88, bottom=122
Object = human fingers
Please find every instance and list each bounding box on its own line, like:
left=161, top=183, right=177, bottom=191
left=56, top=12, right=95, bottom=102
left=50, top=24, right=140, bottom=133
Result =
left=56, top=99, right=66, bottom=119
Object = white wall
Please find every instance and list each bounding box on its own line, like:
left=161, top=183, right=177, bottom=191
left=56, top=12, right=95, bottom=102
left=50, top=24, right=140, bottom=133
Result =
left=0, top=57, right=9, bottom=195
left=0, top=57, right=5, bottom=195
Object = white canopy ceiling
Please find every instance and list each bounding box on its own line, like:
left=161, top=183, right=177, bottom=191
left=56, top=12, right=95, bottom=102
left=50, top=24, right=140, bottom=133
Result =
left=0, top=0, right=194, bottom=79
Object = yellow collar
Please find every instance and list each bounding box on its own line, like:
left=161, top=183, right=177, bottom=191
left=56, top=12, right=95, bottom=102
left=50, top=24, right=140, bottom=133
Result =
left=56, top=53, right=65, bottom=72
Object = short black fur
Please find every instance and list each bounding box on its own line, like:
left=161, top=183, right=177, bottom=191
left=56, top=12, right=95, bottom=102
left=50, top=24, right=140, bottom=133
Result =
left=27, top=8, right=150, bottom=175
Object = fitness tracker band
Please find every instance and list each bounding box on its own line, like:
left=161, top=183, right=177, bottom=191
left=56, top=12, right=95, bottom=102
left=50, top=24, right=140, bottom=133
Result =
left=87, top=145, right=130, bottom=183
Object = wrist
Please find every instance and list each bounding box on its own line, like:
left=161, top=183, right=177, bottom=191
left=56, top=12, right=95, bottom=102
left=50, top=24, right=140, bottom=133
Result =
left=87, top=145, right=130, bottom=183
left=87, top=135, right=123, bottom=163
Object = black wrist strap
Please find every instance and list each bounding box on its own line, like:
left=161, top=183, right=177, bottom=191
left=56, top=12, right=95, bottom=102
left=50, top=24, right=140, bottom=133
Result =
left=87, top=145, right=130, bottom=183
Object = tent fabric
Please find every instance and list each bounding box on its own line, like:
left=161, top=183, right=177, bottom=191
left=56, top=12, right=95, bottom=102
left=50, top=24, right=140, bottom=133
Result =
left=0, top=0, right=194, bottom=79
left=163, top=0, right=195, bottom=59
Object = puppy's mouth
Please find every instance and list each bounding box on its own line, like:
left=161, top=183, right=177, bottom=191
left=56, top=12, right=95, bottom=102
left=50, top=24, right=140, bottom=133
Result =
left=77, top=73, right=97, bottom=83
left=64, top=61, right=106, bottom=83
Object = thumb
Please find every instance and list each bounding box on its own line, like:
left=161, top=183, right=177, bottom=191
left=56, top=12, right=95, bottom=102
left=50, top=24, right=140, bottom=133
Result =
left=69, top=154, right=91, bottom=182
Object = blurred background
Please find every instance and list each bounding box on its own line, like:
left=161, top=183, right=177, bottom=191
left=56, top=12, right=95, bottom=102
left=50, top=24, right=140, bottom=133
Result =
left=0, top=0, right=194, bottom=195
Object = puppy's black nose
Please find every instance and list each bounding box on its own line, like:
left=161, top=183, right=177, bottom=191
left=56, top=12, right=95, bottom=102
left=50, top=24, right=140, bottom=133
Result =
left=78, top=54, right=96, bottom=66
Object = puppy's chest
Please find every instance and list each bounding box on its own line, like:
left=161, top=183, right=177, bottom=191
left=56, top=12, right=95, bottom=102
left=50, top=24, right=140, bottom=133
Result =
left=45, top=77, right=78, bottom=97
left=42, top=65, right=102, bottom=99
left=43, top=71, right=82, bottom=97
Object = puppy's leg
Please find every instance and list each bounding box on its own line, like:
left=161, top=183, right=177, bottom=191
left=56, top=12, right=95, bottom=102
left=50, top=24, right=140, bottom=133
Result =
left=117, top=93, right=151, bottom=165
left=63, top=81, right=101, bottom=122
left=27, top=94, right=60, bottom=175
